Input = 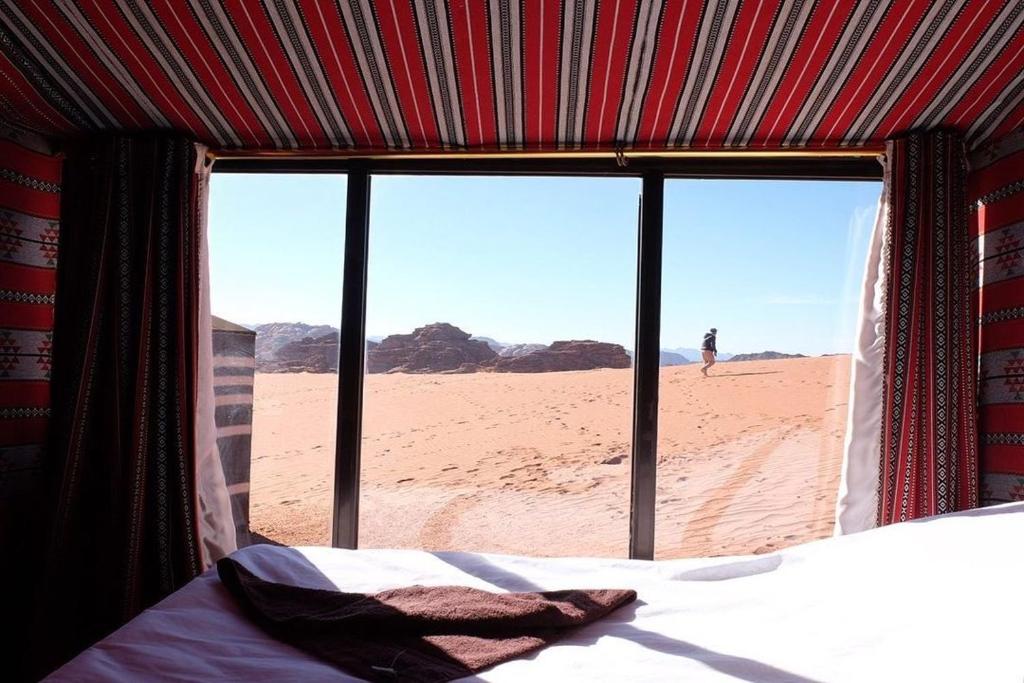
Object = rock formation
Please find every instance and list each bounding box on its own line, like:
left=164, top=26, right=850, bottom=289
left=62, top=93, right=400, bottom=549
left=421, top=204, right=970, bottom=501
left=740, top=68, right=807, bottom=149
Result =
left=261, top=332, right=339, bottom=373
left=490, top=340, right=631, bottom=373
left=255, top=322, right=337, bottom=363
left=367, top=323, right=497, bottom=374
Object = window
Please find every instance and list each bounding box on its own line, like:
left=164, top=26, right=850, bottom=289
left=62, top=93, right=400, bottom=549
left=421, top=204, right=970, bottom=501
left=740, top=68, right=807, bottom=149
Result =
left=359, top=175, right=639, bottom=557
left=208, top=173, right=346, bottom=546
left=208, top=157, right=882, bottom=558
left=656, top=178, right=881, bottom=558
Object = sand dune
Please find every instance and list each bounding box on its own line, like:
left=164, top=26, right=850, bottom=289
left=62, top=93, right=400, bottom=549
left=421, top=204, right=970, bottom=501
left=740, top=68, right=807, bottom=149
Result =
left=249, top=355, right=850, bottom=559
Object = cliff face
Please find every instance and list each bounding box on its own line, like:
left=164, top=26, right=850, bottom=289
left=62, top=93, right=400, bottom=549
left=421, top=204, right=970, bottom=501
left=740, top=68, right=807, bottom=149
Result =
left=254, top=322, right=337, bottom=363
left=367, top=323, right=497, bottom=374
left=250, top=321, right=660, bottom=374
left=260, top=332, right=339, bottom=373
left=490, top=340, right=631, bottom=373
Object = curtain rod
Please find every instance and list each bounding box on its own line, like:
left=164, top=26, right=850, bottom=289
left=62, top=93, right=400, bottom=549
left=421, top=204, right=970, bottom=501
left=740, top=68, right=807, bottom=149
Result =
left=206, top=148, right=883, bottom=161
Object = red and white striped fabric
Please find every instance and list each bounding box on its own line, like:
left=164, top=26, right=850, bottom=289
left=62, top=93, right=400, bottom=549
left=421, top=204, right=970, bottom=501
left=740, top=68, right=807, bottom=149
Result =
left=971, top=129, right=1024, bottom=506
left=878, top=130, right=978, bottom=524
left=1, top=1, right=1022, bottom=152
left=0, top=126, right=59, bottom=531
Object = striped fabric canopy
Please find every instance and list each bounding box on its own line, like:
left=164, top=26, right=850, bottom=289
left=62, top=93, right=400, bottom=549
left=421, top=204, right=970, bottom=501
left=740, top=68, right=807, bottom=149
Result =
left=1, top=0, right=1022, bottom=153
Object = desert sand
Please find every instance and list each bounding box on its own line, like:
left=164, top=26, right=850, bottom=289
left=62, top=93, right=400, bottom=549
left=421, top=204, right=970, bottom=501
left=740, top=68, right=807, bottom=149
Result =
left=249, top=355, right=850, bottom=559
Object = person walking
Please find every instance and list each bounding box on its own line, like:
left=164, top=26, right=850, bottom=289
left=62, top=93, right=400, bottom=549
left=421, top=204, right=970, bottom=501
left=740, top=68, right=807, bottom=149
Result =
left=701, top=327, right=718, bottom=377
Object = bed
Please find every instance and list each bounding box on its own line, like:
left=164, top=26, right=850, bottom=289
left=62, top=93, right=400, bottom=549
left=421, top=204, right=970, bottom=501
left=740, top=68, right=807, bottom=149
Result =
left=46, top=502, right=1024, bottom=682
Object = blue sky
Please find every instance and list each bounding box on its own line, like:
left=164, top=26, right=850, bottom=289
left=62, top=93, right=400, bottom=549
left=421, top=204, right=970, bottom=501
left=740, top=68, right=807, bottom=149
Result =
left=209, top=173, right=880, bottom=356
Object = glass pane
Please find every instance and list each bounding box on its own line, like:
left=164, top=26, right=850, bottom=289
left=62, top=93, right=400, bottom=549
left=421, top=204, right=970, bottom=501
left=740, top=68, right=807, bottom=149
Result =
left=655, top=179, right=881, bottom=558
left=360, top=175, right=639, bottom=557
left=208, top=173, right=346, bottom=546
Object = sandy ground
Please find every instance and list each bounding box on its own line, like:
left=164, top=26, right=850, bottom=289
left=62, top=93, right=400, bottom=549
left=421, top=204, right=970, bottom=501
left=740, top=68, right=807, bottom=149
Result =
left=248, top=355, right=850, bottom=559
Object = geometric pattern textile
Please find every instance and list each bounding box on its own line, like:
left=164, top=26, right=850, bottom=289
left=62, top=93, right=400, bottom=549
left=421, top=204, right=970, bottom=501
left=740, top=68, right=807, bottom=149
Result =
left=878, top=130, right=978, bottom=524
left=32, top=135, right=205, bottom=677
left=1, top=1, right=1023, bottom=153
left=0, top=125, right=60, bottom=682
left=971, top=128, right=1024, bottom=505
left=0, top=126, right=59, bottom=552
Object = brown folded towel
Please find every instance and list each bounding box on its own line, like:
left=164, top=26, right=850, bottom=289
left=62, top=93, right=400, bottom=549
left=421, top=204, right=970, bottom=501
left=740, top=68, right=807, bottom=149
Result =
left=218, top=557, right=636, bottom=682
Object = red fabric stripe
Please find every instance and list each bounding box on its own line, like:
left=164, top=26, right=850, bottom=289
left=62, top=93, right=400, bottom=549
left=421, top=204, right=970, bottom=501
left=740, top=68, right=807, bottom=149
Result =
left=583, top=0, right=638, bottom=146
left=981, top=445, right=1024, bottom=475
left=978, top=193, right=1024, bottom=234
left=297, top=0, right=380, bottom=148
left=0, top=262, right=56, bottom=293
left=634, top=0, right=702, bottom=148
left=873, top=3, right=1002, bottom=141
left=694, top=0, right=776, bottom=147
left=0, top=381, right=50, bottom=408
left=992, top=100, right=1024, bottom=142
left=0, top=178, right=60, bottom=217
left=944, top=24, right=1024, bottom=134
left=814, top=0, right=933, bottom=144
left=521, top=0, right=562, bottom=150
left=0, top=140, right=62, bottom=184
left=150, top=0, right=265, bottom=148
left=980, top=404, right=1024, bottom=433
left=373, top=0, right=438, bottom=148
left=0, top=302, right=55, bottom=330
left=968, top=150, right=1024, bottom=199
left=980, top=284, right=1024, bottom=329
left=0, top=417, right=47, bottom=446
left=0, top=52, right=76, bottom=136
left=15, top=0, right=152, bottom=129
left=753, top=2, right=850, bottom=146
left=74, top=1, right=218, bottom=141
left=221, top=0, right=323, bottom=147
left=449, top=0, right=497, bottom=148
left=2, top=2, right=1023, bottom=151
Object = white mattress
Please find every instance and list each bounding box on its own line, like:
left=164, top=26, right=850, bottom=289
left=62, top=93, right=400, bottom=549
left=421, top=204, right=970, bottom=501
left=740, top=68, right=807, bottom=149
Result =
left=48, top=502, right=1024, bottom=682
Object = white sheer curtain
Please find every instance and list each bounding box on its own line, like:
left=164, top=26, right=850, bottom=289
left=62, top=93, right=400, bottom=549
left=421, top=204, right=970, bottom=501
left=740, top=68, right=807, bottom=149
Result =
left=834, top=154, right=889, bottom=535
left=194, top=145, right=237, bottom=564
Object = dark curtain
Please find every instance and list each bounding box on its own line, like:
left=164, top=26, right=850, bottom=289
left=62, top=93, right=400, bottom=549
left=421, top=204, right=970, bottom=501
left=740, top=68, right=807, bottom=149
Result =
left=31, top=136, right=205, bottom=677
left=878, top=130, right=978, bottom=524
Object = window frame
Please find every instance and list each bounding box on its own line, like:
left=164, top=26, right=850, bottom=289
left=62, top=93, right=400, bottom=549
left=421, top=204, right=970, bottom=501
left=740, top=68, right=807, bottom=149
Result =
left=212, top=155, right=882, bottom=559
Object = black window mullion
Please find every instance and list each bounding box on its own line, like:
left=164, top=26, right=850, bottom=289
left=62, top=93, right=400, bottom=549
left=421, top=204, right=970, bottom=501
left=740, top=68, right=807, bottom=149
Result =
left=332, top=167, right=371, bottom=548
left=629, top=171, right=664, bottom=560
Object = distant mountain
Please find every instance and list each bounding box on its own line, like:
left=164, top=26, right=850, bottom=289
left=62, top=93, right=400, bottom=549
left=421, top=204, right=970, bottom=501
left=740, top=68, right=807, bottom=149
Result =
left=500, top=343, right=547, bottom=358
left=728, top=351, right=806, bottom=362
left=624, top=349, right=695, bottom=366
left=252, top=322, right=338, bottom=362
left=471, top=336, right=506, bottom=353
left=659, top=350, right=691, bottom=366
left=668, top=347, right=734, bottom=362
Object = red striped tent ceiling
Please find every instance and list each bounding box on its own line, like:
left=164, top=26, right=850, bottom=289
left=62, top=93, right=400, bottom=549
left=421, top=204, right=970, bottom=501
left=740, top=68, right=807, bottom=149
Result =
left=1, top=1, right=1022, bottom=153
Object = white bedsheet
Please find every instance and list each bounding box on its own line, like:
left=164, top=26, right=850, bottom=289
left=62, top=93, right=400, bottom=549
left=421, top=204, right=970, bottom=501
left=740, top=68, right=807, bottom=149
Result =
left=48, top=503, right=1024, bottom=682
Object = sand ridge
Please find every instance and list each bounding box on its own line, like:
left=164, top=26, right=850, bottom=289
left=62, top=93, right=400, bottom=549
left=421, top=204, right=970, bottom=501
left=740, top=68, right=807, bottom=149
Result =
left=248, top=355, right=849, bottom=559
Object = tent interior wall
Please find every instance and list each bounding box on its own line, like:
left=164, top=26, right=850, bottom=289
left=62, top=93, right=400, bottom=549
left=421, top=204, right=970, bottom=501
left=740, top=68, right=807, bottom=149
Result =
left=2, top=0, right=1023, bottom=678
